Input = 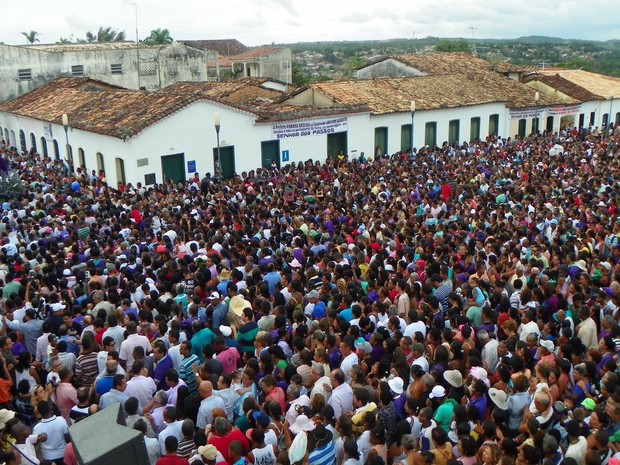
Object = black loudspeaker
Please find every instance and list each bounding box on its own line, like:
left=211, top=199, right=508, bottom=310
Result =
left=68, top=403, right=150, bottom=465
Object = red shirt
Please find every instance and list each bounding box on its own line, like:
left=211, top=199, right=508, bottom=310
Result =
left=209, top=429, right=250, bottom=465
left=156, top=454, right=189, bottom=465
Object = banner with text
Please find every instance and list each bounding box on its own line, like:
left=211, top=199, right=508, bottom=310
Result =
left=272, top=117, right=348, bottom=139
left=547, top=105, right=581, bottom=117
left=509, top=108, right=546, bottom=120
left=509, top=105, right=582, bottom=120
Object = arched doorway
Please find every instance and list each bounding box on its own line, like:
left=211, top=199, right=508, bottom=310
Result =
left=19, top=130, right=26, bottom=153
left=3, top=129, right=8, bottom=144
left=9, top=130, right=16, bottom=147
left=115, top=158, right=126, bottom=185
left=52, top=139, right=60, bottom=160
left=40, top=137, right=48, bottom=158
left=96, top=152, right=105, bottom=174
left=78, top=148, right=86, bottom=170
left=29, top=133, right=37, bottom=154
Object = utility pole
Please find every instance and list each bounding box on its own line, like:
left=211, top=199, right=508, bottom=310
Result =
left=131, top=3, right=141, bottom=90
left=467, top=26, right=478, bottom=56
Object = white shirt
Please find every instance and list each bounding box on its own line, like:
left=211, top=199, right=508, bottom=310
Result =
left=158, top=420, right=183, bottom=455
left=340, top=353, right=359, bottom=383
left=196, top=395, right=226, bottom=429
left=125, top=375, right=157, bottom=411
left=33, top=415, right=69, bottom=460
left=311, top=376, right=332, bottom=402
left=144, top=436, right=160, bottom=465
left=285, top=395, right=311, bottom=425
left=519, top=321, right=541, bottom=341
left=168, top=344, right=183, bottom=371
left=404, top=321, right=426, bottom=339
left=329, top=382, right=353, bottom=420
left=412, top=355, right=430, bottom=373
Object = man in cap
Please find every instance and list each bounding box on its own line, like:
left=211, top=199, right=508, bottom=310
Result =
left=431, top=385, right=458, bottom=433
left=209, top=292, right=229, bottom=331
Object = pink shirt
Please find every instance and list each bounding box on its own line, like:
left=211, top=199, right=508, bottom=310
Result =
left=56, top=382, right=78, bottom=423
left=216, top=347, right=240, bottom=375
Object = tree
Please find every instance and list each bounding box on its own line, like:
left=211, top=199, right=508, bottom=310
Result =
left=21, top=31, right=40, bottom=44
left=84, top=27, right=126, bottom=43
left=56, top=37, right=73, bottom=45
left=347, top=56, right=366, bottom=71
left=434, top=39, right=472, bottom=54
left=291, top=63, right=309, bottom=87
left=143, top=28, right=173, bottom=45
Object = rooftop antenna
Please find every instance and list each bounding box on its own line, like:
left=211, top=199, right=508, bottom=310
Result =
left=412, top=29, right=416, bottom=54
left=467, top=26, right=478, bottom=56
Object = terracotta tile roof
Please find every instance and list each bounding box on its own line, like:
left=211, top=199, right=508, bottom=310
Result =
left=538, top=69, right=620, bottom=100
left=488, top=62, right=537, bottom=74
left=364, top=52, right=490, bottom=76
left=0, top=77, right=199, bottom=139
left=254, top=105, right=369, bottom=123
left=23, top=42, right=151, bottom=52
left=180, top=39, right=248, bottom=56
left=162, top=78, right=290, bottom=106
left=296, top=72, right=575, bottom=114
left=229, top=47, right=284, bottom=61
left=363, top=52, right=538, bottom=76
left=529, top=74, right=603, bottom=102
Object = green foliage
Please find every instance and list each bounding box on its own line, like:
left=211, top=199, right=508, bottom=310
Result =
left=143, top=28, right=173, bottom=45
left=0, top=170, right=25, bottom=201
left=558, top=57, right=594, bottom=72
left=434, top=39, right=472, bottom=53
left=291, top=63, right=309, bottom=87
left=21, top=31, right=40, bottom=44
left=56, top=37, right=72, bottom=45
left=347, top=56, right=367, bottom=70
left=83, top=27, right=126, bottom=43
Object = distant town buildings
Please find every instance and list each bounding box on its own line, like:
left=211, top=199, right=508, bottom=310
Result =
left=0, top=39, right=292, bottom=102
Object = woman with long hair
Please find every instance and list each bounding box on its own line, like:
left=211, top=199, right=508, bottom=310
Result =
left=14, top=351, right=39, bottom=389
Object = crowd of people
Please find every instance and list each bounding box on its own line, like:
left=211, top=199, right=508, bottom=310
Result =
left=0, top=124, right=617, bottom=465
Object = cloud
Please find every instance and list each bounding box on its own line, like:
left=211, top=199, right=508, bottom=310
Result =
left=0, top=0, right=617, bottom=46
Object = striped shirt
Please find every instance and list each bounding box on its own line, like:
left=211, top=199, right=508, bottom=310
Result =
left=308, top=441, right=336, bottom=465
left=434, top=279, right=453, bottom=313
left=75, top=351, right=99, bottom=387
left=179, top=354, right=199, bottom=396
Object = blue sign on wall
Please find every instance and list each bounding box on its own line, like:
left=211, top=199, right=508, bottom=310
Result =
left=187, top=160, right=196, bottom=173
left=282, top=150, right=290, bottom=162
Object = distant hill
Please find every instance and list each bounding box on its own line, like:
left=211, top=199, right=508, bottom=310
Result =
left=512, top=35, right=568, bottom=44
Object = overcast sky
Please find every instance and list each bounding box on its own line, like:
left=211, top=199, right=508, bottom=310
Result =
left=4, top=0, right=618, bottom=46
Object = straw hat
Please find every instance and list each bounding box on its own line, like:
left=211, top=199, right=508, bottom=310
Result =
left=229, top=295, right=252, bottom=316
left=488, top=388, right=508, bottom=410
left=443, top=369, right=464, bottom=388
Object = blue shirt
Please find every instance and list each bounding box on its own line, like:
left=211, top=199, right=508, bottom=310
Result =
left=212, top=301, right=229, bottom=329
left=95, top=375, right=114, bottom=396
left=263, top=271, right=281, bottom=296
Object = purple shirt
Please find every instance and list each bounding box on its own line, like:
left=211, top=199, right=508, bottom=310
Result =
left=393, top=392, right=407, bottom=421
left=153, top=355, right=173, bottom=391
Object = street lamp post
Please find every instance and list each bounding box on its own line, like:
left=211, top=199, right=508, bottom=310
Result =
left=534, top=91, right=540, bottom=134
left=214, top=112, right=222, bottom=179
left=61, top=113, right=73, bottom=172
left=609, top=92, right=614, bottom=129
left=410, top=101, right=416, bottom=158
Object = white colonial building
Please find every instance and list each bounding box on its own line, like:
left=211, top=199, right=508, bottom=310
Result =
left=0, top=53, right=617, bottom=188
